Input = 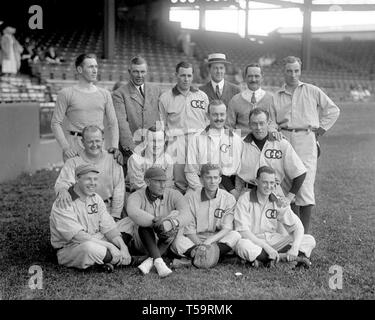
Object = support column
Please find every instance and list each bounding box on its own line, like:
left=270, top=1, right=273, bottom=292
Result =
left=103, top=0, right=115, bottom=60
left=301, top=0, right=312, bottom=71
left=199, top=4, right=206, bottom=30
left=245, top=0, right=249, bottom=38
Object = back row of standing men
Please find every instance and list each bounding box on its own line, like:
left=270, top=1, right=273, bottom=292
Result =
left=49, top=52, right=340, bottom=275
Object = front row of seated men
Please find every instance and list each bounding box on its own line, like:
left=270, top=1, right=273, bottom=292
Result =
left=50, top=162, right=315, bottom=277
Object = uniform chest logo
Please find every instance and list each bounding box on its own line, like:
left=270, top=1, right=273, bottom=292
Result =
left=214, top=208, right=225, bottom=219
left=88, top=203, right=98, bottom=214
left=265, top=209, right=278, bottom=219
left=190, top=100, right=205, bottom=110
left=265, top=149, right=282, bottom=159
left=220, top=144, right=231, bottom=153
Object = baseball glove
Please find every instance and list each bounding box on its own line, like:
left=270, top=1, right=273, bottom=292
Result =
left=152, top=217, right=179, bottom=241
left=191, top=243, right=220, bottom=269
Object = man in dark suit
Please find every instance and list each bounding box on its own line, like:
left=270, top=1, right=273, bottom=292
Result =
left=199, top=53, right=241, bottom=107
left=112, top=56, right=162, bottom=171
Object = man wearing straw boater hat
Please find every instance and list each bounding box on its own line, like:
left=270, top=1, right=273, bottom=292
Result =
left=200, top=53, right=240, bottom=108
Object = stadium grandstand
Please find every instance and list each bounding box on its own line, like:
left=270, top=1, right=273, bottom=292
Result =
left=0, top=0, right=374, bottom=180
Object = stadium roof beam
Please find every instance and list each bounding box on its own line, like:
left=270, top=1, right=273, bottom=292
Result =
left=252, top=0, right=303, bottom=8
left=311, top=4, right=375, bottom=11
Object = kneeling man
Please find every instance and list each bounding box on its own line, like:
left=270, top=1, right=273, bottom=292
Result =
left=235, top=166, right=315, bottom=268
left=173, top=164, right=241, bottom=267
left=50, top=164, right=131, bottom=270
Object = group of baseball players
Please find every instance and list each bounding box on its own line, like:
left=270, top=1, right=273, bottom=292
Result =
left=49, top=51, right=340, bottom=277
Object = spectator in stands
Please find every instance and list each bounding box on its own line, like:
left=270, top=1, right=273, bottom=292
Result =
left=112, top=55, right=162, bottom=175
left=1, top=26, right=23, bottom=76
left=54, top=125, right=125, bottom=221
left=45, top=45, right=63, bottom=64
left=127, top=125, right=174, bottom=192
left=31, top=45, right=45, bottom=64
left=51, top=53, right=121, bottom=164
left=271, top=56, right=340, bottom=233
left=227, top=63, right=276, bottom=137
left=200, top=53, right=240, bottom=108
left=159, top=61, right=209, bottom=193
left=19, top=37, right=35, bottom=75
left=363, top=86, right=371, bottom=101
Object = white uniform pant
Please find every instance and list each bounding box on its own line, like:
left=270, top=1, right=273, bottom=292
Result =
left=57, top=241, right=109, bottom=269
left=282, top=130, right=317, bottom=206
left=235, top=233, right=316, bottom=262
left=171, top=230, right=241, bottom=256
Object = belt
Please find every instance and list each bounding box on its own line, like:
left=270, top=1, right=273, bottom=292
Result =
left=103, top=197, right=113, bottom=204
left=69, top=131, right=82, bottom=137
left=280, top=127, right=317, bottom=133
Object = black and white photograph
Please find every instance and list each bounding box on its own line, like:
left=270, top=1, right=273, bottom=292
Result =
left=0, top=0, right=374, bottom=307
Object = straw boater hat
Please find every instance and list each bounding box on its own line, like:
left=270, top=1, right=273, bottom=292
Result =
left=207, top=53, right=231, bottom=65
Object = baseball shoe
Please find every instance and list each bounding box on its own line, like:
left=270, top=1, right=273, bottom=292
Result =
left=138, top=257, right=154, bottom=275
left=131, top=255, right=149, bottom=267
left=170, top=258, right=192, bottom=269
left=154, top=257, right=173, bottom=278
left=293, top=258, right=312, bottom=270
left=101, top=263, right=114, bottom=273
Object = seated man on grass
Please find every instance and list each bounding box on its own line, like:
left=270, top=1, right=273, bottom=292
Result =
left=234, top=166, right=316, bottom=269
left=50, top=163, right=131, bottom=272
left=172, top=164, right=241, bottom=267
left=126, top=167, right=191, bottom=278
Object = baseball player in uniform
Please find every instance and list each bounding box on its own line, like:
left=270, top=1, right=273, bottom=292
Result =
left=50, top=163, right=131, bottom=270
left=235, top=108, right=307, bottom=208
left=127, top=125, right=174, bottom=192
left=159, top=61, right=209, bottom=193
left=234, top=166, right=316, bottom=268
left=271, top=56, right=340, bottom=233
left=54, top=125, right=125, bottom=221
left=126, top=167, right=191, bottom=277
left=51, top=53, right=122, bottom=164
left=172, top=164, right=241, bottom=263
left=185, top=100, right=243, bottom=199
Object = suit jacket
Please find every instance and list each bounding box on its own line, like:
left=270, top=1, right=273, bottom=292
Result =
left=112, top=81, right=162, bottom=151
left=200, top=80, right=241, bottom=107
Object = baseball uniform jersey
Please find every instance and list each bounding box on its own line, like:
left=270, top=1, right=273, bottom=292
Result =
left=172, top=188, right=241, bottom=256
left=236, top=133, right=306, bottom=201
left=50, top=187, right=121, bottom=269
left=185, top=127, right=243, bottom=190
left=234, top=189, right=316, bottom=261
left=271, top=81, right=340, bottom=205
left=54, top=150, right=125, bottom=219
left=127, top=151, right=174, bottom=191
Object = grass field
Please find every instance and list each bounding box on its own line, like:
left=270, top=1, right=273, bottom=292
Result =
left=1, top=102, right=374, bottom=300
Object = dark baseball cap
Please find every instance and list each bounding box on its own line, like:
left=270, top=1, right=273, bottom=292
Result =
left=144, top=167, right=167, bottom=181
left=75, top=163, right=99, bottom=177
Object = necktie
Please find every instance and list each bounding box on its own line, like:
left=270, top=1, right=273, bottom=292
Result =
left=139, top=86, right=145, bottom=98
left=251, top=92, right=256, bottom=105
left=216, top=84, right=221, bottom=99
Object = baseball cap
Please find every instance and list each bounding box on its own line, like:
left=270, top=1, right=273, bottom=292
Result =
left=75, top=163, right=99, bottom=177
left=144, top=167, right=167, bottom=181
